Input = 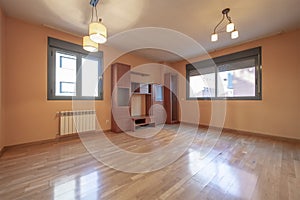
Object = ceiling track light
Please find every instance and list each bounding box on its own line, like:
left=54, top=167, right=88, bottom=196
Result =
left=83, top=0, right=107, bottom=52
left=211, top=8, right=239, bottom=42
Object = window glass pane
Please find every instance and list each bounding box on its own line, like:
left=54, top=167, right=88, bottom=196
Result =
left=82, top=57, right=99, bottom=97
left=189, top=73, right=215, bottom=98
left=55, top=52, right=76, bottom=96
left=60, top=82, right=76, bottom=94
left=217, top=66, right=256, bottom=97
left=48, top=38, right=104, bottom=100
left=155, top=85, right=163, bottom=101
left=186, top=47, right=261, bottom=100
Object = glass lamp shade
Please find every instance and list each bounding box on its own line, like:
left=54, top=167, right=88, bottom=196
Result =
left=231, top=30, right=239, bottom=39
left=211, top=33, right=218, bottom=42
left=83, top=36, right=98, bottom=52
left=226, top=22, right=235, bottom=32
left=89, top=22, right=107, bottom=44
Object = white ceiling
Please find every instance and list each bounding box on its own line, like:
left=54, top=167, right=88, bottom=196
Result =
left=0, top=0, right=299, bottom=62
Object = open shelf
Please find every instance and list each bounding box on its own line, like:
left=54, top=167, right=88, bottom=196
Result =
left=132, top=92, right=151, bottom=95
left=131, top=82, right=152, bottom=94
left=111, top=63, right=158, bottom=133
left=131, top=115, right=155, bottom=130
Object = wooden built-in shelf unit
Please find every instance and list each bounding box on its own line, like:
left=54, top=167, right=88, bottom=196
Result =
left=164, top=73, right=179, bottom=124
left=131, top=115, right=155, bottom=130
left=111, top=63, right=132, bottom=133
left=111, top=63, right=156, bottom=132
left=130, top=82, right=155, bottom=131
left=131, top=82, right=151, bottom=94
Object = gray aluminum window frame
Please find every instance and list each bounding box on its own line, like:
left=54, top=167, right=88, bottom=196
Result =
left=186, top=47, right=262, bottom=100
left=48, top=37, right=103, bottom=100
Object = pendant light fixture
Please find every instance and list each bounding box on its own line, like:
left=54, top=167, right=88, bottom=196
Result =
left=83, top=0, right=107, bottom=52
left=89, top=19, right=107, bottom=44
left=211, top=8, right=239, bottom=42
left=88, top=0, right=107, bottom=44
left=83, top=36, right=98, bottom=52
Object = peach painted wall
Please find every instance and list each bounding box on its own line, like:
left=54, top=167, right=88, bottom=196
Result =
left=0, top=8, right=4, bottom=151
left=3, top=16, right=152, bottom=146
left=172, top=29, right=300, bottom=139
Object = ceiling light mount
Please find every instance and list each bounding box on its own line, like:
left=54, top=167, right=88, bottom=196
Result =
left=222, top=8, right=230, bottom=15
left=211, top=8, right=239, bottom=42
left=90, top=0, right=100, bottom=7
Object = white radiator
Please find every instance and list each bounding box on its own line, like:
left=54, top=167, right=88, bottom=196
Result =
left=59, top=110, right=96, bottom=135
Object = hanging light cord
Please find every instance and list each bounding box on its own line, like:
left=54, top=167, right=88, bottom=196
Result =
left=226, top=13, right=232, bottom=23
left=213, top=14, right=225, bottom=34
left=91, top=6, right=99, bottom=22
left=213, top=10, right=233, bottom=34
left=211, top=8, right=238, bottom=41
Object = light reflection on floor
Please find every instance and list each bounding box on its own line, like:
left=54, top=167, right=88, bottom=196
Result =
left=188, top=148, right=258, bottom=199
left=1, top=125, right=298, bottom=199
left=54, top=171, right=99, bottom=200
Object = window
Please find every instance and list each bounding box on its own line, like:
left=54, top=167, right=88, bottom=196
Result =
left=48, top=37, right=103, bottom=100
left=186, top=47, right=262, bottom=100
left=189, top=66, right=215, bottom=98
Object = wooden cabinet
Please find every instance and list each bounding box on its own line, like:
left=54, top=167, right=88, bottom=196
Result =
left=131, top=82, right=153, bottom=117
left=164, top=73, right=179, bottom=124
left=111, top=63, right=131, bottom=133
left=111, top=63, right=157, bottom=132
left=131, top=115, right=155, bottom=131
left=130, top=83, right=155, bottom=131
left=131, top=82, right=150, bottom=94
left=152, top=84, right=166, bottom=125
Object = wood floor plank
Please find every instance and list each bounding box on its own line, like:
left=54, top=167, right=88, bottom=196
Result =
left=0, top=125, right=299, bottom=200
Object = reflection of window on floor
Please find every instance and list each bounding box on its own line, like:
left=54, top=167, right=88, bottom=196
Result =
left=187, top=47, right=262, bottom=100
left=54, top=172, right=99, bottom=200
left=188, top=150, right=258, bottom=199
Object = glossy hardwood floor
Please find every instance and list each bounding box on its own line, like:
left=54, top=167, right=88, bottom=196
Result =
left=0, top=124, right=299, bottom=200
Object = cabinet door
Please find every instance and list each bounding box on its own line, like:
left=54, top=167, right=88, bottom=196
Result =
left=164, top=73, right=179, bottom=124
left=153, top=84, right=166, bottom=125
left=116, top=64, right=130, bottom=88
left=111, top=63, right=132, bottom=132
